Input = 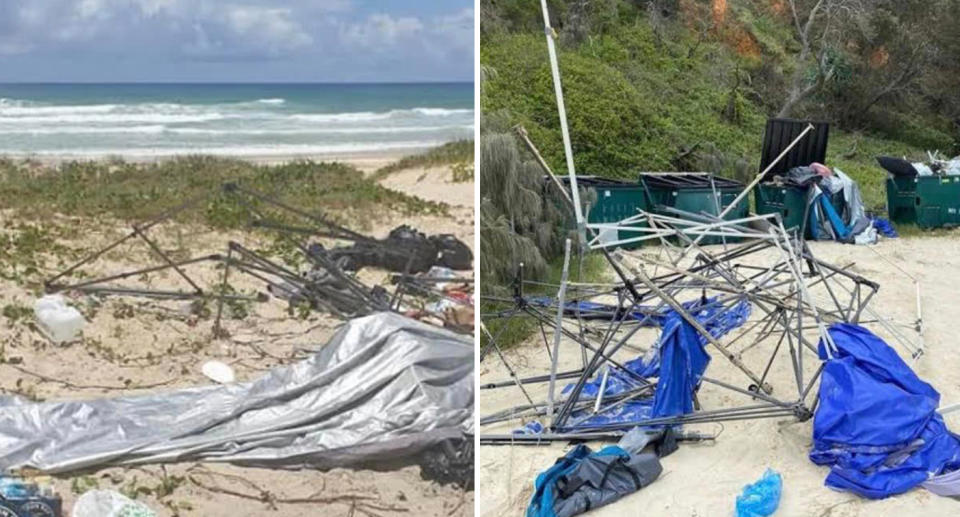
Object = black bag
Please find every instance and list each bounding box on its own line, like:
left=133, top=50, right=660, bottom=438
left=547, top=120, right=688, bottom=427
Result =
left=430, top=234, right=473, bottom=270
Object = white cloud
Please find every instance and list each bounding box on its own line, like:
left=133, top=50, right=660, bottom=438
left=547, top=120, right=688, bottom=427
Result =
left=340, top=9, right=473, bottom=58
left=0, top=0, right=317, bottom=59
left=341, top=14, right=424, bottom=49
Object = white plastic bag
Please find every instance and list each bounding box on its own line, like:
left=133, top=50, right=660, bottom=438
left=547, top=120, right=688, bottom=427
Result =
left=33, top=295, right=85, bottom=344
left=201, top=360, right=236, bottom=384
left=72, top=490, right=155, bottom=517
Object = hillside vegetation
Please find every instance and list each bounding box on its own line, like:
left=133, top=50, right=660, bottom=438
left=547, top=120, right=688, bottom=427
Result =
left=481, top=0, right=960, bottom=208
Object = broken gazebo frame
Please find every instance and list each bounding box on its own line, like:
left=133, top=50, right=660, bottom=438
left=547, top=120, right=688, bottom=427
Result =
left=44, top=182, right=473, bottom=335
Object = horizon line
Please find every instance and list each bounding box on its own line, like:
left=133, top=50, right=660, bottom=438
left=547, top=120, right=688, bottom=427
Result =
left=0, top=80, right=473, bottom=85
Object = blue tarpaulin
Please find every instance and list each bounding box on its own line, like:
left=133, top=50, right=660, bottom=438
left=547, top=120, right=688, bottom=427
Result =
left=810, top=323, right=960, bottom=498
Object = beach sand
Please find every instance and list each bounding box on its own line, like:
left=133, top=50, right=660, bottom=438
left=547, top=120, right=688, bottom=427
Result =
left=478, top=237, right=960, bottom=517
left=5, top=148, right=420, bottom=174
left=0, top=153, right=474, bottom=516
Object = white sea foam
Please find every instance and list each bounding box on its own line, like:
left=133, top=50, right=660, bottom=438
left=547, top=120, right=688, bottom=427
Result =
left=0, top=124, right=473, bottom=136
left=412, top=107, right=473, bottom=116
left=0, top=94, right=472, bottom=156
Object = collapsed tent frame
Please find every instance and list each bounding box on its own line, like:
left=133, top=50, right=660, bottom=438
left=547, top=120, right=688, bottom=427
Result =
left=478, top=206, right=928, bottom=444
left=44, top=182, right=472, bottom=335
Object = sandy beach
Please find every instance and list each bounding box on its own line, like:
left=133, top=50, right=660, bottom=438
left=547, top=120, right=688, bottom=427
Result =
left=0, top=151, right=474, bottom=516
left=478, top=237, right=960, bottom=517
left=4, top=148, right=424, bottom=174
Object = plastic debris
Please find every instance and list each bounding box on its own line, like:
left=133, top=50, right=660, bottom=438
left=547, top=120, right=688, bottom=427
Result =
left=872, top=217, right=899, bottom=238
left=0, top=475, right=62, bottom=516
left=33, top=295, right=85, bottom=344
left=72, top=490, right=155, bottom=517
left=513, top=421, right=544, bottom=435
left=735, top=469, right=782, bottom=517
left=427, top=265, right=459, bottom=290
left=201, top=360, right=235, bottom=384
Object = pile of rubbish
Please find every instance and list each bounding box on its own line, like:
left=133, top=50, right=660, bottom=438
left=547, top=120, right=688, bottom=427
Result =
left=42, top=183, right=473, bottom=336
left=482, top=4, right=949, bottom=512
left=766, top=161, right=877, bottom=244
left=879, top=151, right=960, bottom=177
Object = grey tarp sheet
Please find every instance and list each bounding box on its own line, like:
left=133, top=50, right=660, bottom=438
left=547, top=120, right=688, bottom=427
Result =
left=0, top=312, right=473, bottom=473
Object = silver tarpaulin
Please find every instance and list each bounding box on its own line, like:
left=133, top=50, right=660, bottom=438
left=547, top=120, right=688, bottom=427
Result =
left=0, top=312, right=473, bottom=473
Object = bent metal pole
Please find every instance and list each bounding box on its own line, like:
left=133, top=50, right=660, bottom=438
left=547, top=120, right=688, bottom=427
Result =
left=540, top=0, right=584, bottom=239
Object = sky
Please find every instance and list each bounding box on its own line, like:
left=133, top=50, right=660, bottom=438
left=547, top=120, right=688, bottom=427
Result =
left=0, top=0, right=474, bottom=83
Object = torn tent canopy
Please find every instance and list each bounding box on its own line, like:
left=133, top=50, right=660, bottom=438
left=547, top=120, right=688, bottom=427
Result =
left=555, top=298, right=750, bottom=431
left=810, top=323, right=960, bottom=499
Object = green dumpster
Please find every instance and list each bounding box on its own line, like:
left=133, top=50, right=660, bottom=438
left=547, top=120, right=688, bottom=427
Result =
left=639, top=173, right=748, bottom=245
left=878, top=156, right=960, bottom=229
left=886, top=175, right=960, bottom=229
left=555, top=176, right=650, bottom=249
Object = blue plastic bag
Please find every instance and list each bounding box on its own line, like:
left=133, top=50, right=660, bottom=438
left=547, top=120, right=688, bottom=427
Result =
left=735, top=469, right=782, bottom=517
left=872, top=217, right=898, bottom=238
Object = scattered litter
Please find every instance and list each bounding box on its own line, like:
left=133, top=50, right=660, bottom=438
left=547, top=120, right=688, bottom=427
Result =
left=72, top=490, right=154, bottom=517
left=0, top=475, right=62, bottom=516
left=735, top=469, right=782, bottom=517
left=426, top=265, right=459, bottom=290
left=33, top=295, right=84, bottom=344
left=201, top=360, right=235, bottom=384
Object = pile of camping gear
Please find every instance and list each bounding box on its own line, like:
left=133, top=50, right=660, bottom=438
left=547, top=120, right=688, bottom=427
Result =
left=556, top=119, right=882, bottom=249
left=43, top=182, right=474, bottom=334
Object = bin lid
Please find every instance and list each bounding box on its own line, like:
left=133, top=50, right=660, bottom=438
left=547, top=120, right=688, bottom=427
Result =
left=638, top=172, right=743, bottom=190
left=759, top=118, right=830, bottom=181
left=876, top=156, right=918, bottom=177
left=553, top=175, right=636, bottom=188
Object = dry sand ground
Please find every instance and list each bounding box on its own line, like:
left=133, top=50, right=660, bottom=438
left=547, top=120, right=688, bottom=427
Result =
left=478, top=237, right=960, bottom=517
left=0, top=156, right=474, bottom=516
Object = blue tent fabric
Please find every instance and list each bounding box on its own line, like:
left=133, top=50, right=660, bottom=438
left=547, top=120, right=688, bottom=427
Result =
left=818, top=195, right=851, bottom=240
left=809, top=192, right=852, bottom=241
left=650, top=313, right=710, bottom=418
left=554, top=298, right=749, bottom=431
left=526, top=297, right=666, bottom=324
left=810, top=323, right=960, bottom=498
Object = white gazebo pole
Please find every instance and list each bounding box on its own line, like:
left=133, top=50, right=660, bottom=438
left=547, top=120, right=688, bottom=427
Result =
left=540, top=0, right=585, bottom=242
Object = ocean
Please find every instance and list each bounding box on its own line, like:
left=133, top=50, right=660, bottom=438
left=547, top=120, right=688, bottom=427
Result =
left=0, top=83, right=473, bottom=159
